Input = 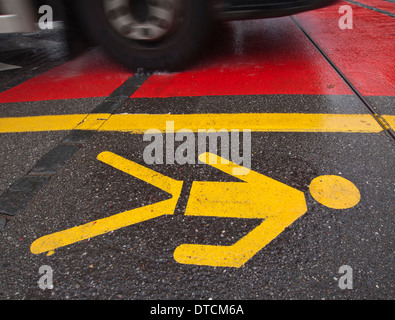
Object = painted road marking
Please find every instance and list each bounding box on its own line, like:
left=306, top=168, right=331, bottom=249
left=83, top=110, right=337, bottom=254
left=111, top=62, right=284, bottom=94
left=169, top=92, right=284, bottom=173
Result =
left=31, top=152, right=361, bottom=268
left=31, top=152, right=360, bottom=267
left=309, top=175, right=361, bottom=210
left=345, top=0, right=395, bottom=16
left=1, top=113, right=393, bottom=134
left=131, top=18, right=352, bottom=98
left=0, top=17, right=351, bottom=102
left=174, top=153, right=307, bottom=267
left=174, top=154, right=360, bottom=267
left=30, top=151, right=183, bottom=255
left=0, top=114, right=87, bottom=133
left=0, top=50, right=133, bottom=103
left=382, top=115, right=395, bottom=131
left=295, top=1, right=395, bottom=97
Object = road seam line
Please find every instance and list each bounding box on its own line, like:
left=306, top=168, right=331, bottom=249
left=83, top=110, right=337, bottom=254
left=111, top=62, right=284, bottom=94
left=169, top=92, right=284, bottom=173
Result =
left=0, top=74, right=150, bottom=217
left=291, top=16, right=395, bottom=142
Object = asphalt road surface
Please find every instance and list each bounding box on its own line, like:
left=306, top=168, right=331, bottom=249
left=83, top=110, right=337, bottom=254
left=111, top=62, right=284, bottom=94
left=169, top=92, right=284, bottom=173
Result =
left=0, top=0, right=394, bottom=304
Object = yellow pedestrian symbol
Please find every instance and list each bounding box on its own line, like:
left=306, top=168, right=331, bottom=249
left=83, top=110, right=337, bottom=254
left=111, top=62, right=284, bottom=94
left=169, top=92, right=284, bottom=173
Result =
left=30, top=151, right=361, bottom=268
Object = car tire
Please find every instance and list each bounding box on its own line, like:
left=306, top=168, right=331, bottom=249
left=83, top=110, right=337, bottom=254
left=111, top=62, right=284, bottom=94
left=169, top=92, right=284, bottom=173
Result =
left=77, top=0, right=212, bottom=71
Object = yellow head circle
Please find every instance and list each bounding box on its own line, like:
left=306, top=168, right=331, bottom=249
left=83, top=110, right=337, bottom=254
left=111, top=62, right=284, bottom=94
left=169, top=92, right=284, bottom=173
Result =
left=309, top=175, right=360, bottom=209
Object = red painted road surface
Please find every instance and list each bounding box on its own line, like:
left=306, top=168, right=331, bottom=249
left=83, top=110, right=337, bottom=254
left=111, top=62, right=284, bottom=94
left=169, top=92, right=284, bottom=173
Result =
left=0, top=1, right=393, bottom=102
left=350, top=0, right=395, bottom=15
left=0, top=49, right=134, bottom=103
left=132, top=17, right=352, bottom=98
left=295, top=0, right=395, bottom=97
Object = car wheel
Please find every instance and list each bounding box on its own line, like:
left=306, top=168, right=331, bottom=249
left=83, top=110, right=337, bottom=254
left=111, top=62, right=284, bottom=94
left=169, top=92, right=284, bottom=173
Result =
left=78, top=0, right=212, bottom=71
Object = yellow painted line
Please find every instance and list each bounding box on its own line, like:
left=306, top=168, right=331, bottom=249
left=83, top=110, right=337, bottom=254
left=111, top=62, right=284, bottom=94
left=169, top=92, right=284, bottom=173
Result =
left=0, top=113, right=388, bottom=134
left=382, top=115, right=395, bottom=131
left=0, top=113, right=111, bottom=133
left=100, top=113, right=383, bottom=133
left=0, top=114, right=86, bottom=133
left=74, top=113, right=111, bottom=131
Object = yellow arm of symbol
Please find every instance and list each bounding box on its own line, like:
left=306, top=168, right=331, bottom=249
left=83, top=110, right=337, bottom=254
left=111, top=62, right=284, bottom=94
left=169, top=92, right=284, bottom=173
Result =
left=31, top=152, right=183, bottom=255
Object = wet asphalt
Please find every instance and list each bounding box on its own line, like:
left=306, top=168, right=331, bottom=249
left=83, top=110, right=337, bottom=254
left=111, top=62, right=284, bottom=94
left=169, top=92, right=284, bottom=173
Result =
left=0, top=11, right=394, bottom=303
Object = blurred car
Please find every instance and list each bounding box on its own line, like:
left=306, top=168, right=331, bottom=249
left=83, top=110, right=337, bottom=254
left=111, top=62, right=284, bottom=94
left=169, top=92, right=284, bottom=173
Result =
left=0, top=0, right=337, bottom=70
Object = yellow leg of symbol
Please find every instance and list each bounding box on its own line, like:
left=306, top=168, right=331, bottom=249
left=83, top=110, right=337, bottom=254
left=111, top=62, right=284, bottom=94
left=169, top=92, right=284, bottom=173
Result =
left=31, top=152, right=183, bottom=255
